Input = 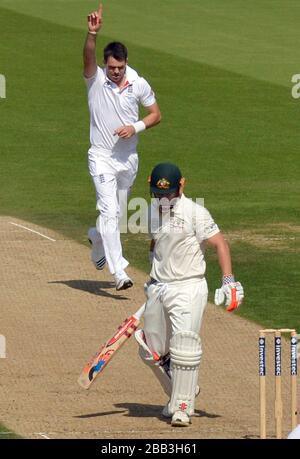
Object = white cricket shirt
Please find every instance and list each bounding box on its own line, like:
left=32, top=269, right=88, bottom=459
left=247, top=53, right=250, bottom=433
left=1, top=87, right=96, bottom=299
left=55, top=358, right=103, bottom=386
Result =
left=84, top=65, right=156, bottom=155
left=149, top=194, right=220, bottom=283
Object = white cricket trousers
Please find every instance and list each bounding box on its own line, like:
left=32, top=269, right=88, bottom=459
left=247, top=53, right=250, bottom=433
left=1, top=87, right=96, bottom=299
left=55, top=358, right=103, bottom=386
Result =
left=88, top=148, right=138, bottom=275
left=143, top=277, right=208, bottom=358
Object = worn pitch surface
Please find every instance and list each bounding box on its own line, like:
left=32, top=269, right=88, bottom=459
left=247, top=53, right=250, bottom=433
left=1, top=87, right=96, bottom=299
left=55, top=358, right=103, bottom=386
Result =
left=0, top=217, right=298, bottom=439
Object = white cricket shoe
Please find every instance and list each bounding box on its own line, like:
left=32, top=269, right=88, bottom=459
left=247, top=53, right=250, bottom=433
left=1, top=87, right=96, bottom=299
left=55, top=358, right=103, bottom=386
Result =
left=88, top=227, right=106, bottom=271
left=162, top=385, right=200, bottom=418
left=114, top=271, right=133, bottom=291
left=171, top=410, right=191, bottom=427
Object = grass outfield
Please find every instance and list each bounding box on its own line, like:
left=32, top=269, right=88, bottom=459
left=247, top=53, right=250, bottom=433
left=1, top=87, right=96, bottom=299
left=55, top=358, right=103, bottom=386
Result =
left=0, top=1, right=299, bottom=319
left=0, top=424, right=21, bottom=439
left=1, top=0, right=300, bottom=87
left=0, top=0, right=299, bottom=433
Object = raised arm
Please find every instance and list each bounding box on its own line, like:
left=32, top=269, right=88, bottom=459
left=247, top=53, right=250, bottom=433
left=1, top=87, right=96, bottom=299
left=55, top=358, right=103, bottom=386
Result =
left=83, top=3, right=103, bottom=78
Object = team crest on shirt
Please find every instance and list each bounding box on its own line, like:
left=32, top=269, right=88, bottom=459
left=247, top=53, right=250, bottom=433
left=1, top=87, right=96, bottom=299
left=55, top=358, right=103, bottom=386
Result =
left=156, top=178, right=170, bottom=190
left=170, top=216, right=185, bottom=233
left=206, top=222, right=218, bottom=233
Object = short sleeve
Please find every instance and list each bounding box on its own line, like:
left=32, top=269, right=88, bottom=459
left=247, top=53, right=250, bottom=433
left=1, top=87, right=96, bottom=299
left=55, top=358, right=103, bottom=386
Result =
left=83, top=66, right=105, bottom=90
left=138, top=77, right=156, bottom=107
left=193, top=206, right=220, bottom=243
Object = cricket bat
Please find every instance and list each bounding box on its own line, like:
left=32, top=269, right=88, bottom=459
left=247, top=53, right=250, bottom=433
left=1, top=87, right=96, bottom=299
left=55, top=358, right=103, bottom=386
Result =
left=78, top=303, right=145, bottom=389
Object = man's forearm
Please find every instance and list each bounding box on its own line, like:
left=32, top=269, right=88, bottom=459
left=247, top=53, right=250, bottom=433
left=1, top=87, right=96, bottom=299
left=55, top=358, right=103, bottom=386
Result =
left=141, top=103, right=161, bottom=130
left=142, top=112, right=161, bottom=129
left=216, top=238, right=233, bottom=277
left=83, top=32, right=98, bottom=78
left=207, top=232, right=233, bottom=277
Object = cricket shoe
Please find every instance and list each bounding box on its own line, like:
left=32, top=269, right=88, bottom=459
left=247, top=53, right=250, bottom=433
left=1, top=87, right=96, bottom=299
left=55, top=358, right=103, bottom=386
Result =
left=87, top=227, right=106, bottom=271
left=114, top=271, right=133, bottom=291
left=171, top=410, right=191, bottom=427
left=162, top=385, right=200, bottom=418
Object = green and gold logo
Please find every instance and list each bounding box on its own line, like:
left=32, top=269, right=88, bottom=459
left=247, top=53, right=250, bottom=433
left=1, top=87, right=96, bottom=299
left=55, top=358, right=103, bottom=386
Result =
left=156, top=178, right=170, bottom=190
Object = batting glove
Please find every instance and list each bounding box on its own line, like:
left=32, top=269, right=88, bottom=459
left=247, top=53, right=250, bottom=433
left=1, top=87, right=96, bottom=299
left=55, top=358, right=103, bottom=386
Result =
left=214, top=275, right=244, bottom=312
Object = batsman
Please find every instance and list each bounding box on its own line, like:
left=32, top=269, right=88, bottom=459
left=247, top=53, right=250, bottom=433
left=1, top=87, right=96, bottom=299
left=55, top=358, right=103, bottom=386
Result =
left=135, top=163, right=244, bottom=427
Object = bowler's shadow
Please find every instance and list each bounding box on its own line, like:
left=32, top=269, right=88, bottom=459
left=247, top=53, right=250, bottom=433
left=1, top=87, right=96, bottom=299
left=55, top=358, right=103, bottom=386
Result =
left=49, top=280, right=128, bottom=300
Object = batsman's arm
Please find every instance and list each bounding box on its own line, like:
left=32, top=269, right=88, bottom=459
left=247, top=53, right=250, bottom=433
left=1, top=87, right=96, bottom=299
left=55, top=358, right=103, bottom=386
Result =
left=207, top=232, right=244, bottom=311
left=206, top=232, right=232, bottom=277
left=83, top=3, right=103, bottom=78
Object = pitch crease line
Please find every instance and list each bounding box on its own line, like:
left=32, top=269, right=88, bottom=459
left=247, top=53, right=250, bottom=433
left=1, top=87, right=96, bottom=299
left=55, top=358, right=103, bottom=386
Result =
left=9, top=222, right=56, bottom=242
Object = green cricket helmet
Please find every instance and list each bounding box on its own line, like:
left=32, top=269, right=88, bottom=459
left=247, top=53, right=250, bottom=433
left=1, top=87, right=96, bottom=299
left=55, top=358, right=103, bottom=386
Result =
left=149, top=163, right=182, bottom=195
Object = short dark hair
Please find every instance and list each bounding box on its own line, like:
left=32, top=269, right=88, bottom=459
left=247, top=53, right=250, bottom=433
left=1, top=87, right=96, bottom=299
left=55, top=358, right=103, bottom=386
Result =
left=103, top=42, right=128, bottom=63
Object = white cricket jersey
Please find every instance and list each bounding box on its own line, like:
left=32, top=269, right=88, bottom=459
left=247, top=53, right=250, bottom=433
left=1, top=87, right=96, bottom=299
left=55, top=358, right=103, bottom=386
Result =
left=149, top=194, right=220, bottom=283
left=84, top=65, right=156, bottom=155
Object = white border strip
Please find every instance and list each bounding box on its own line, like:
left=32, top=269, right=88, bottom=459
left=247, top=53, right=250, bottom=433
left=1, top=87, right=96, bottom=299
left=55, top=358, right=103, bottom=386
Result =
left=9, top=222, right=56, bottom=242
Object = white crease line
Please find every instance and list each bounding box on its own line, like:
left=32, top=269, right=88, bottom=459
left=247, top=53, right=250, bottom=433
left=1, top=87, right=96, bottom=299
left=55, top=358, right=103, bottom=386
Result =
left=36, top=432, right=51, bottom=439
left=9, top=222, right=56, bottom=242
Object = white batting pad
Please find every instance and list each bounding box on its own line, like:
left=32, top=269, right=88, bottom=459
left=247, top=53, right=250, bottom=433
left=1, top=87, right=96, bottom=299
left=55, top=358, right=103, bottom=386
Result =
left=135, top=329, right=172, bottom=396
left=169, top=331, right=202, bottom=416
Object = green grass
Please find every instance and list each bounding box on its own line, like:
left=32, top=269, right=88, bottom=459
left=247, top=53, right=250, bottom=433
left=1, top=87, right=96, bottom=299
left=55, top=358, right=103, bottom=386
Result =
left=1, top=0, right=300, bottom=87
left=0, top=424, right=20, bottom=439
left=0, top=3, right=298, bottom=310
left=0, top=0, right=299, bottom=433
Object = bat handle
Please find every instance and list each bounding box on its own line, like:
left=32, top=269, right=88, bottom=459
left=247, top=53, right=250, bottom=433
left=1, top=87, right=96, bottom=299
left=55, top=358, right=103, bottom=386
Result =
left=133, top=303, right=146, bottom=320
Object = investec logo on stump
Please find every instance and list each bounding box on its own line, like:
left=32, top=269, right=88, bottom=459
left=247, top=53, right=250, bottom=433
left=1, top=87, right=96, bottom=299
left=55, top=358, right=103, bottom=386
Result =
left=275, top=337, right=282, bottom=376
left=291, top=336, right=298, bottom=375
left=259, top=337, right=266, bottom=376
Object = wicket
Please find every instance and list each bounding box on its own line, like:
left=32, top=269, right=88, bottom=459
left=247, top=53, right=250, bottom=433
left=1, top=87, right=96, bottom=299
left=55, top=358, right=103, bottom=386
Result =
left=259, top=329, right=298, bottom=439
